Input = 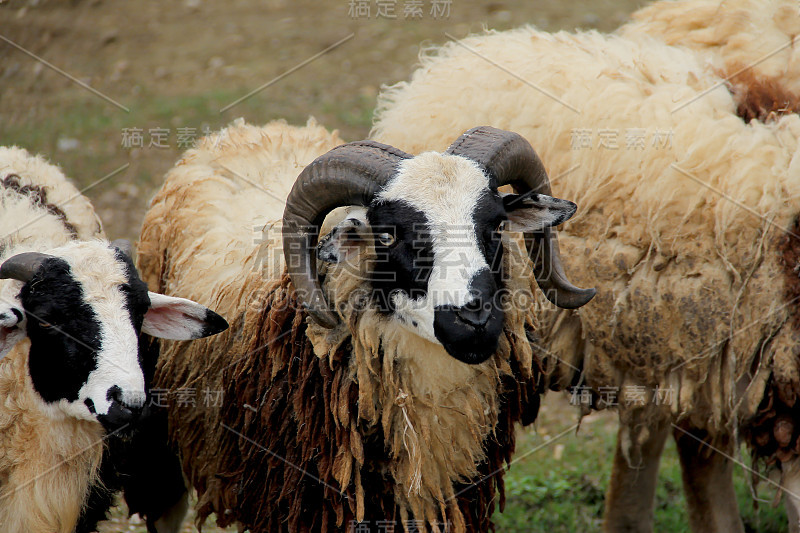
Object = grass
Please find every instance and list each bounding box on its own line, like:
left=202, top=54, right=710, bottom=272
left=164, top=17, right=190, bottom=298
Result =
left=3, top=87, right=371, bottom=185
left=494, top=397, right=788, bottom=533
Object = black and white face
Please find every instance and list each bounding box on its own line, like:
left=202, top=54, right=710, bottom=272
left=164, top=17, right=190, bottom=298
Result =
left=318, top=152, right=575, bottom=364
left=0, top=241, right=227, bottom=430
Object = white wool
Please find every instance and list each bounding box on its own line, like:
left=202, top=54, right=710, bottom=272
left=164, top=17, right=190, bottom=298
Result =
left=0, top=146, right=103, bottom=243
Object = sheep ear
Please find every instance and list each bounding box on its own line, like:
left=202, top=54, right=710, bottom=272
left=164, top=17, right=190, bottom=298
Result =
left=0, top=304, right=25, bottom=360
left=502, top=192, right=578, bottom=232
left=143, top=292, right=228, bottom=340
left=317, top=216, right=371, bottom=264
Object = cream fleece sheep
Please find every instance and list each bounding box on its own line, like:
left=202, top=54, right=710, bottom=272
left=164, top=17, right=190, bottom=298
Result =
left=0, top=147, right=107, bottom=533
left=0, top=147, right=226, bottom=533
left=372, top=25, right=800, bottom=532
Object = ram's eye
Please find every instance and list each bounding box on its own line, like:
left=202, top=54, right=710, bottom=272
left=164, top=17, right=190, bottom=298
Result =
left=377, top=232, right=395, bottom=247
left=496, top=220, right=506, bottom=232
left=39, top=321, right=54, bottom=329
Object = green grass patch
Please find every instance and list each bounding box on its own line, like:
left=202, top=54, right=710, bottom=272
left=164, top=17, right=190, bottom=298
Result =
left=496, top=417, right=788, bottom=533
left=1, top=88, right=375, bottom=195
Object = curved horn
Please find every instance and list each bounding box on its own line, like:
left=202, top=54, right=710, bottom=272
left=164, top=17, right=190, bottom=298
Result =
left=111, top=239, right=133, bottom=258
left=0, top=252, right=53, bottom=283
left=283, top=141, right=412, bottom=328
left=447, top=126, right=596, bottom=309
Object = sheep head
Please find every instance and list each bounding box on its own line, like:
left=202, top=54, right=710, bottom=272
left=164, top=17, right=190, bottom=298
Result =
left=283, top=126, right=595, bottom=364
left=0, top=240, right=228, bottom=429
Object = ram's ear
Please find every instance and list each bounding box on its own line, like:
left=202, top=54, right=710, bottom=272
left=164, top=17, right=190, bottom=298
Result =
left=502, top=192, right=578, bottom=232
left=0, top=303, right=25, bottom=360
left=317, top=216, right=372, bottom=264
left=143, top=292, right=228, bottom=340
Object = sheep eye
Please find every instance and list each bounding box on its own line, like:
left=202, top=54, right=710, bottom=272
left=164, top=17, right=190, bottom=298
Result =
left=39, top=321, right=53, bottom=329
left=377, top=232, right=395, bottom=247
left=496, top=220, right=506, bottom=232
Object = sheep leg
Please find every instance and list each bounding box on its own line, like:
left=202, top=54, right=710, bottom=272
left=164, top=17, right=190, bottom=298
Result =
left=149, top=489, right=189, bottom=533
left=781, top=458, right=800, bottom=533
left=603, top=421, right=669, bottom=533
left=786, top=485, right=800, bottom=533
left=673, top=427, right=744, bottom=533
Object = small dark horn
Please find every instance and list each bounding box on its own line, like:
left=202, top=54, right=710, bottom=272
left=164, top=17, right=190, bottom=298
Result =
left=111, top=239, right=134, bottom=258
left=0, top=252, right=53, bottom=283
left=283, top=141, right=412, bottom=328
left=446, top=126, right=596, bottom=309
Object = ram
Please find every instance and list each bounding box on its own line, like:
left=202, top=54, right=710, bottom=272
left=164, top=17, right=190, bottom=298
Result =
left=120, top=118, right=593, bottom=532
left=0, top=147, right=227, bottom=533
left=372, top=26, right=800, bottom=533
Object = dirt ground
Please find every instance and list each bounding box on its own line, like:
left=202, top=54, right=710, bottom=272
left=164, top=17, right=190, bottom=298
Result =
left=1, top=0, right=643, bottom=240
left=1, top=0, right=643, bottom=531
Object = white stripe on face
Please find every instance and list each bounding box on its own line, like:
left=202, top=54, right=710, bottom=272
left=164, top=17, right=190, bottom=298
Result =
left=48, top=242, right=145, bottom=419
left=378, top=153, right=491, bottom=309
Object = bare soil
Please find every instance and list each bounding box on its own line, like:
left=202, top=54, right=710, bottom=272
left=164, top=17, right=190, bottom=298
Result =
left=1, top=0, right=642, bottom=240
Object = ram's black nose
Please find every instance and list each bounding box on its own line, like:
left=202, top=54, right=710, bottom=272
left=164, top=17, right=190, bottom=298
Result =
left=97, top=385, right=144, bottom=431
left=456, top=300, right=491, bottom=328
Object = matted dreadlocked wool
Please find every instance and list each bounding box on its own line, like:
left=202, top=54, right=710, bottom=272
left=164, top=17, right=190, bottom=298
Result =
left=742, top=215, right=800, bottom=468
left=371, top=26, right=800, bottom=466
left=138, top=118, right=542, bottom=532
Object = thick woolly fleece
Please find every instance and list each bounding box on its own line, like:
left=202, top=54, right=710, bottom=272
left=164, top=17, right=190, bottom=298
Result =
left=0, top=147, right=107, bottom=533
left=371, top=25, right=800, bottom=467
left=137, top=118, right=543, bottom=532
left=619, top=0, right=800, bottom=118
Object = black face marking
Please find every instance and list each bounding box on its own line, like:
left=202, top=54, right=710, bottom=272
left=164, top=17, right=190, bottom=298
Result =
left=367, top=200, right=433, bottom=313
left=97, top=383, right=141, bottom=431
left=114, top=249, right=151, bottom=332
left=113, top=249, right=153, bottom=378
left=429, top=190, right=507, bottom=364
left=1, top=308, right=23, bottom=324
left=473, top=190, right=507, bottom=279
left=357, top=177, right=526, bottom=364
left=20, top=257, right=102, bottom=404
